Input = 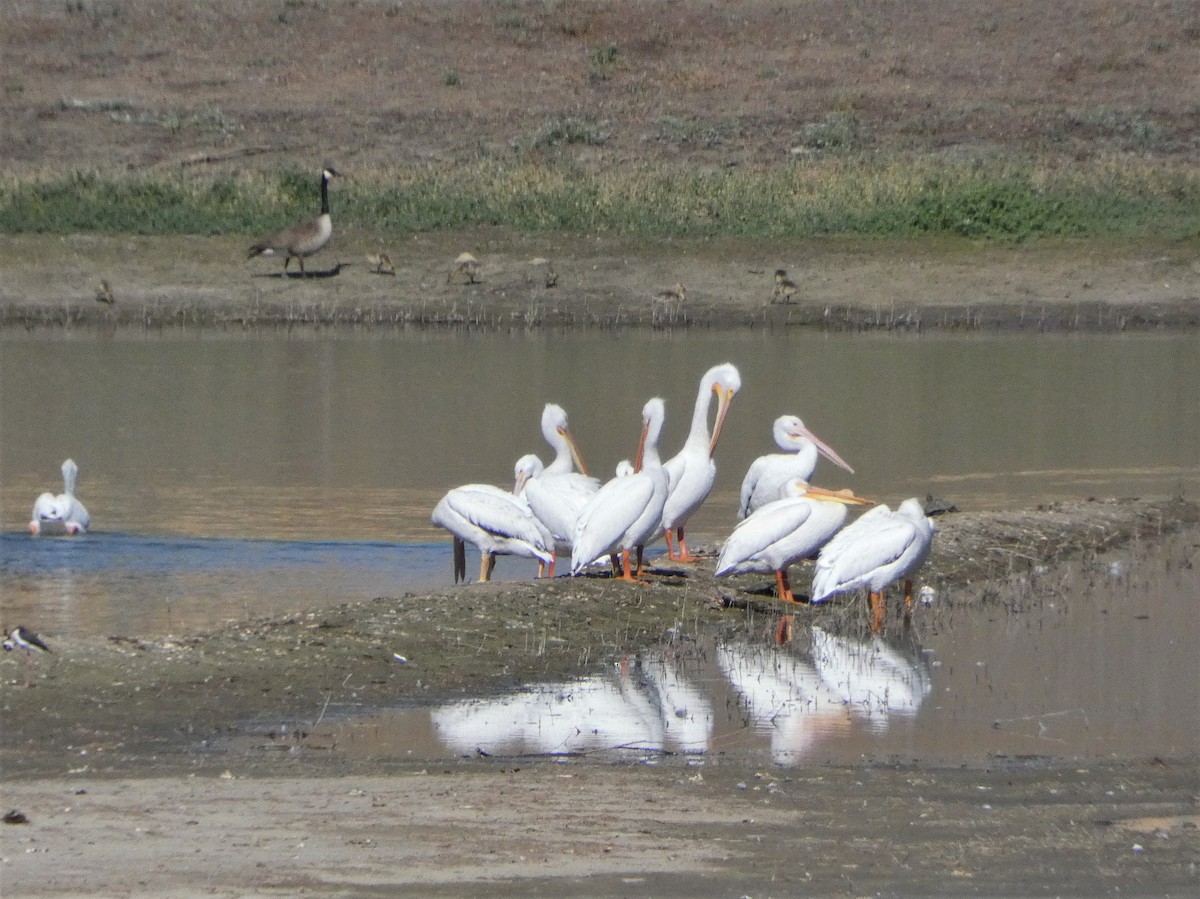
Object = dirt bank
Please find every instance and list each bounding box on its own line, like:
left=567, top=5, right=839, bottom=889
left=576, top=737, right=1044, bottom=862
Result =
left=2, top=231, right=1198, bottom=332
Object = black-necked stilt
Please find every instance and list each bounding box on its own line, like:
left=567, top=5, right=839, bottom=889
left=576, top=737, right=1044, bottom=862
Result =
left=4, top=626, right=52, bottom=688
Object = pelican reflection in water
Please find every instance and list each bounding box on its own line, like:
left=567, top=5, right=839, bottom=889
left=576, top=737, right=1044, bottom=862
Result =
left=719, top=626, right=931, bottom=763
left=430, top=650, right=712, bottom=757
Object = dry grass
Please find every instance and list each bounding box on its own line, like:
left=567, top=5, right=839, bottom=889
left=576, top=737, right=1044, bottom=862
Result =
left=2, top=0, right=1197, bottom=178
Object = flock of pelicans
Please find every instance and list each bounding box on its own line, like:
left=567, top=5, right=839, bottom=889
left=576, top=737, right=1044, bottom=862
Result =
left=430, top=361, right=936, bottom=635
left=10, top=170, right=935, bottom=688
left=14, top=362, right=936, bottom=688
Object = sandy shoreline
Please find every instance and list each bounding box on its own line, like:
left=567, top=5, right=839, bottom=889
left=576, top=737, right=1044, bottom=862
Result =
left=3, top=498, right=1198, bottom=895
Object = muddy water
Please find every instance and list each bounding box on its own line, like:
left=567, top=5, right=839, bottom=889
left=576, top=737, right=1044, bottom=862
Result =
left=2, top=330, right=1198, bottom=764
left=258, top=532, right=1200, bottom=765
left=2, top=330, right=1198, bottom=637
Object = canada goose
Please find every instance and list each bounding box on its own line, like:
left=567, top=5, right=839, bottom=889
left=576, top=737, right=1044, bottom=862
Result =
left=248, top=167, right=339, bottom=276
left=366, top=251, right=396, bottom=275
left=447, top=252, right=480, bottom=284
left=772, top=269, right=798, bottom=303
left=772, top=268, right=798, bottom=303
left=95, top=279, right=115, bottom=304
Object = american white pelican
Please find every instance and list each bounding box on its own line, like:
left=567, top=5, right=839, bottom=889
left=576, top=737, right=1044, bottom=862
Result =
left=29, top=491, right=62, bottom=533
left=56, top=459, right=91, bottom=533
left=810, top=498, right=936, bottom=633
left=570, top=398, right=670, bottom=580
left=522, top=404, right=600, bottom=552
left=717, top=481, right=873, bottom=604
left=431, top=456, right=555, bottom=584
left=30, top=459, right=90, bottom=535
left=660, top=363, right=741, bottom=561
left=737, top=415, right=856, bottom=520
left=3, top=626, right=51, bottom=688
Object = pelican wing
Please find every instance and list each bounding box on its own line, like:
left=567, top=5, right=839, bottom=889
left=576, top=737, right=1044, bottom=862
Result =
left=434, top=485, right=550, bottom=549
left=524, top=472, right=601, bottom=542
left=717, top=498, right=818, bottom=575
left=812, top=513, right=921, bottom=601
left=736, top=456, right=771, bottom=520
left=571, top=473, right=660, bottom=571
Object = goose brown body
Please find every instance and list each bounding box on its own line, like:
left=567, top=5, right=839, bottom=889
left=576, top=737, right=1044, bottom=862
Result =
left=248, top=168, right=338, bottom=275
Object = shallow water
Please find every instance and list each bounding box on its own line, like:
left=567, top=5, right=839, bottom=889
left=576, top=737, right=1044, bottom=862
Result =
left=240, top=532, right=1200, bottom=765
left=2, top=330, right=1198, bottom=763
left=2, top=329, right=1197, bottom=638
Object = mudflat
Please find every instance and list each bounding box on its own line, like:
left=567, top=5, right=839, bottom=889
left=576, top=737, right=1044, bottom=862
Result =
left=3, top=2, right=1199, bottom=894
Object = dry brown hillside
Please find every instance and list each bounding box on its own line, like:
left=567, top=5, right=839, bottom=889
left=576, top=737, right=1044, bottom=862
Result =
left=3, top=0, right=1197, bottom=176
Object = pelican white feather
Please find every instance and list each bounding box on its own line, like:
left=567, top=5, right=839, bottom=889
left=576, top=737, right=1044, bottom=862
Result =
left=522, top=404, right=600, bottom=551
left=431, top=456, right=555, bottom=583
left=717, top=480, right=872, bottom=603
left=737, top=415, right=855, bottom=519
left=660, top=363, right=741, bottom=561
left=811, top=498, right=935, bottom=631
left=30, top=458, right=90, bottom=535
left=570, top=398, right=670, bottom=580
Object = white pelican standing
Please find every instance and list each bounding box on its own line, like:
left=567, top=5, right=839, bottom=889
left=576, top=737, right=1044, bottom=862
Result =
left=737, top=415, right=856, bottom=519
left=660, top=363, right=741, bottom=562
left=522, top=404, right=600, bottom=552
left=431, top=456, right=555, bottom=584
left=716, top=480, right=873, bottom=604
left=810, top=498, right=936, bottom=633
left=30, top=458, right=90, bottom=535
left=571, top=398, right=670, bottom=581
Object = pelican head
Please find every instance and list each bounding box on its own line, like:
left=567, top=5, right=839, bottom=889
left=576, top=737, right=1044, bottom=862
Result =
left=776, top=415, right=855, bottom=475
left=541, top=403, right=589, bottom=475
left=512, top=454, right=544, bottom=495
left=704, top=363, right=741, bottom=457
left=635, top=397, right=666, bottom=471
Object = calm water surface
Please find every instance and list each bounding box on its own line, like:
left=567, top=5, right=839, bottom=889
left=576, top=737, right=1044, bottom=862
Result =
left=2, top=329, right=1197, bottom=763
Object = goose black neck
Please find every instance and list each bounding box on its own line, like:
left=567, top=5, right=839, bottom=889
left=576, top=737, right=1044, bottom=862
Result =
left=320, top=172, right=330, bottom=214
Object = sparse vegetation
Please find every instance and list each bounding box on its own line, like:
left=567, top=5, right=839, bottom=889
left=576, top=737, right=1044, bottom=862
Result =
left=3, top=157, right=1197, bottom=241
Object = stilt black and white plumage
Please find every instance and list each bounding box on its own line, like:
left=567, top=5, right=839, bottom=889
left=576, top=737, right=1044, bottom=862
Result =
left=4, top=626, right=52, bottom=688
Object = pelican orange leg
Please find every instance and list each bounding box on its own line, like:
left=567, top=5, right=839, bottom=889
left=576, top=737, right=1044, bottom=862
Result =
left=869, top=590, right=886, bottom=634
left=774, top=569, right=798, bottom=604
left=665, top=527, right=702, bottom=563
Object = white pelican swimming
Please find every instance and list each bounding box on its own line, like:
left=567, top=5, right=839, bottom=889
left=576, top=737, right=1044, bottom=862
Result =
left=30, top=458, right=90, bottom=535
left=810, top=498, right=936, bottom=633
left=570, top=398, right=670, bottom=580
left=431, top=455, right=555, bottom=584
left=737, top=415, right=856, bottom=519
left=716, top=480, right=873, bottom=604
left=522, top=404, right=600, bottom=552
left=660, top=363, right=741, bottom=561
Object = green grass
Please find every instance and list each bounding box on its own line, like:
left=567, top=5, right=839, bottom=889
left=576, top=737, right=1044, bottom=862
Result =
left=1, top=157, right=1197, bottom=240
